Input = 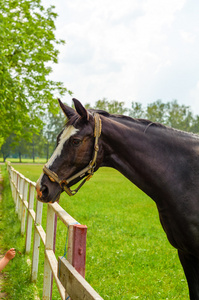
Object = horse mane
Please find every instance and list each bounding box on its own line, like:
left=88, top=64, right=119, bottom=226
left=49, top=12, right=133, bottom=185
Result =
left=89, top=109, right=199, bottom=139
left=88, top=109, right=166, bottom=129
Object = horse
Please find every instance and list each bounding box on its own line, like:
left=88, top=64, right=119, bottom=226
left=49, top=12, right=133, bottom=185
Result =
left=36, top=98, right=199, bottom=299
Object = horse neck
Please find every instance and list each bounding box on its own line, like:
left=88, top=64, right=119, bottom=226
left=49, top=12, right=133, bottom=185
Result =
left=100, top=115, right=197, bottom=202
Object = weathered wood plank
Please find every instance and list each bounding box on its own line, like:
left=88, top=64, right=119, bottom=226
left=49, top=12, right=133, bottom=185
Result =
left=43, top=205, right=55, bottom=299
left=35, top=224, right=46, bottom=245
left=58, top=257, right=103, bottom=300
left=45, top=250, right=65, bottom=300
left=25, top=183, right=35, bottom=253
left=32, top=200, right=43, bottom=282
left=49, top=202, right=79, bottom=227
left=21, top=179, right=28, bottom=235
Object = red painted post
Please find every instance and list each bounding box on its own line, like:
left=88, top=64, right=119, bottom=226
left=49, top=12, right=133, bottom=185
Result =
left=72, top=224, right=87, bottom=278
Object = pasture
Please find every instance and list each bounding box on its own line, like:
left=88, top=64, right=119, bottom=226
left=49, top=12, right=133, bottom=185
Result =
left=11, top=163, right=188, bottom=299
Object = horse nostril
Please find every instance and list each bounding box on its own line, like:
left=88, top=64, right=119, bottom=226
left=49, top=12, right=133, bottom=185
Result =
left=41, top=185, right=49, bottom=199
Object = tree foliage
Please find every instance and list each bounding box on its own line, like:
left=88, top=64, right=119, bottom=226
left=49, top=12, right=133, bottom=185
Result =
left=0, top=0, right=69, bottom=147
left=131, top=99, right=196, bottom=132
left=94, top=98, right=128, bottom=115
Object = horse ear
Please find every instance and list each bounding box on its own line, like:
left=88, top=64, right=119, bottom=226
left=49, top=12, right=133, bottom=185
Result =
left=58, top=98, right=76, bottom=119
left=72, top=98, right=89, bottom=121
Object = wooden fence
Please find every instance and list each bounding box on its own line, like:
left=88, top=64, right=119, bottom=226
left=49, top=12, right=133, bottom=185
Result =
left=6, top=162, right=103, bottom=300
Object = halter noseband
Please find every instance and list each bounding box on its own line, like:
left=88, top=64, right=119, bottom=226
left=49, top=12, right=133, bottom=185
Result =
left=43, top=113, right=102, bottom=196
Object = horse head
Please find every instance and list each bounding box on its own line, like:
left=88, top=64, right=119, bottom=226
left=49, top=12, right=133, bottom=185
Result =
left=36, top=98, right=102, bottom=203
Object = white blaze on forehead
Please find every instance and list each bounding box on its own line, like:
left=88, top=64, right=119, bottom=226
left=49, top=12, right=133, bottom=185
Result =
left=46, top=125, right=79, bottom=168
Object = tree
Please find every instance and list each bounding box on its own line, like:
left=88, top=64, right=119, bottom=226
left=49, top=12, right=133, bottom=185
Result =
left=129, top=102, right=145, bottom=119
left=0, top=134, right=14, bottom=162
left=11, top=137, right=30, bottom=162
left=94, top=98, right=128, bottom=114
left=190, top=116, right=199, bottom=134
left=0, top=0, right=71, bottom=148
left=146, top=100, right=167, bottom=124
left=130, top=99, right=195, bottom=132
left=165, top=100, right=193, bottom=131
left=1, top=129, right=33, bottom=162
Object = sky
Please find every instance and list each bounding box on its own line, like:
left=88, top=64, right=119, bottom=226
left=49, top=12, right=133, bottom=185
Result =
left=42, top=0, right=199, bottom=114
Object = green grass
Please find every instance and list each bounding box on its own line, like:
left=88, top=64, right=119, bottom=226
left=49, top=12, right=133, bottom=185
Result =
left=7, top=164, right=189, bottom=299
left=0, top=166, right=36, bottom=299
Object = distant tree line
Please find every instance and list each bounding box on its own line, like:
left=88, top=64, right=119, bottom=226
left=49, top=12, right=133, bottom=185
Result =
left=1, top=98, right=199, bottom=162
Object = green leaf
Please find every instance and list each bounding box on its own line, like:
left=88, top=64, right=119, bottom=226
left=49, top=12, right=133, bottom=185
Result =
left=0, top=0, right=71, bottom=145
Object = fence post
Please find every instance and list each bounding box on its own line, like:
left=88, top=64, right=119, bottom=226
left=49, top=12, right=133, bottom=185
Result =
left=43, top=204, right=55, bottom=300
left=13, top=171, right=17, bottom=204
left=21, top=180, right=28, bottom=235
left=25, top=183, right=35, bottom=254
left=12, top=170, right=16, bottom=203
left=61, top=224, right=87, bottom=300
left=19, top=176, right=24, bottom=221
left=14, top=171, right=18, bottom=202
left=10, top=168, right=15, bottom=200
left=15, top=173, right=19, bottom=212
left=32, top=200, right=43, bottom=282
left=72, top=224, right=87, bottom=278
left=50, top=205, right=59, bottom=300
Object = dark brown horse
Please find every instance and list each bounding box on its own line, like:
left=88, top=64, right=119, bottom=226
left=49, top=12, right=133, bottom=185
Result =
left=36, top=98, right=199, bottom=299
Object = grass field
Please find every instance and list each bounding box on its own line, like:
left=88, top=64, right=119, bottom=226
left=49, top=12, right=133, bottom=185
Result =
left=6, top=163, right=189, bottom=299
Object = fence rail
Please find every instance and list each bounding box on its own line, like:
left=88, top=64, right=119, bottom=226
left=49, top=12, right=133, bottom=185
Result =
left=6, top=162, right=103, bottom=300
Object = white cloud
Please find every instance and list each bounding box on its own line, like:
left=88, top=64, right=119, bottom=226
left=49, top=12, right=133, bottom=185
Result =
left=180, top=31, right=196, bottom=44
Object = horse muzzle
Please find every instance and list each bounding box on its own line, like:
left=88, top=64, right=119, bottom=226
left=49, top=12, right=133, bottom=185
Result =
left=36, top=175, right=62, bottom=203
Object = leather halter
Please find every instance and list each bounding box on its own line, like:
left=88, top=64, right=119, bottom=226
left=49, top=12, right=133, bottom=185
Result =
left=43, top=113, right=102, bottom=196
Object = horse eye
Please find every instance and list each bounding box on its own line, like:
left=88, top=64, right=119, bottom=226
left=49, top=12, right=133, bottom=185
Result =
left=72, top=138, right=82, bottom=146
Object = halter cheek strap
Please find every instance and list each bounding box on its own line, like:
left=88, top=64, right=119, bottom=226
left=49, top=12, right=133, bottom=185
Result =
left=43, top=113, right=102, bottom=196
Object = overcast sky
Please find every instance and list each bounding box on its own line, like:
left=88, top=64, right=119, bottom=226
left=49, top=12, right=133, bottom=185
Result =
left=42, top=0, right=199, bottom=113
